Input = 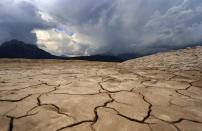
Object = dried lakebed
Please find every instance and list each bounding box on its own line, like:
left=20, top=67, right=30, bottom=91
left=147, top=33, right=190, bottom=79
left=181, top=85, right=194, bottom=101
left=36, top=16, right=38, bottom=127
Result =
left=0, top=46, right=202, bottom=131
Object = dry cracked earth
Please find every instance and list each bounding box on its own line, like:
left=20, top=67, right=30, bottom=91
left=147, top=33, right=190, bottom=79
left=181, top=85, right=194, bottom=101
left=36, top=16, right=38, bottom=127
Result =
left=0, top=46, right=202, bottom=131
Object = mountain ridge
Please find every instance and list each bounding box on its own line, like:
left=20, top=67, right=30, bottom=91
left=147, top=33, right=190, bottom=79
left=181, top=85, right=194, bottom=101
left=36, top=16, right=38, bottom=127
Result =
left=0, top=40, right=122, bottom=62
left=0, top=40, right=61, bottom=59
left=1, top=40, right=201, bottom=62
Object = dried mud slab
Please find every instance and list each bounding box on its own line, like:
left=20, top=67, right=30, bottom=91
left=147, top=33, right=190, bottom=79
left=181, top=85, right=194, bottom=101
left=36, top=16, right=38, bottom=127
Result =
left=13, top=105, right=74, bottom=131
left=107, top=92, right=150, bottom=121
left=40, top=93, right=111, bottom=122
left=93, top=107, right=150, bottom=131
left=175, top=120, right=202, bottom=131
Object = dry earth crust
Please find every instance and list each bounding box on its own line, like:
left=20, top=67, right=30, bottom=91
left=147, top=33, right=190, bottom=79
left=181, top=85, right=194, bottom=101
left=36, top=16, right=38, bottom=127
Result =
left=0, top=46, right=202, bottom=131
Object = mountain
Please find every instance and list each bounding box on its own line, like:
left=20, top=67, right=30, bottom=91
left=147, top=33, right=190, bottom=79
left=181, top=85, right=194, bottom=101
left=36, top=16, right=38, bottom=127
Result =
left=0, top=40, right=122, bottom=62
left=2, top=40, right=201, bottom=62
left=0, top=40, right=62, bottom=59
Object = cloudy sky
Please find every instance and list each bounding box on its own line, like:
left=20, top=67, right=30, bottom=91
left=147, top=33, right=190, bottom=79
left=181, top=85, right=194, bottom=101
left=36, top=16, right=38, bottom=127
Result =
left=0, top=0, right=202, bottom=56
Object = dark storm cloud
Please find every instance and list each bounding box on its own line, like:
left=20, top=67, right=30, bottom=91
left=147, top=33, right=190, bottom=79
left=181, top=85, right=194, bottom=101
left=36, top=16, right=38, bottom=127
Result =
left=36, top=0, right=202, bottom=55
left=0, top=0, right=52, bottom=44
left=1, top=0, right=202, bottom=55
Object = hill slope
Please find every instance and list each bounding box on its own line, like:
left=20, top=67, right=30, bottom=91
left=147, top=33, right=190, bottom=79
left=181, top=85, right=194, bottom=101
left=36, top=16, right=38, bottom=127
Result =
left=121, top=46, right=202, bottom=72
left=0, top=40, right=61, bottom=59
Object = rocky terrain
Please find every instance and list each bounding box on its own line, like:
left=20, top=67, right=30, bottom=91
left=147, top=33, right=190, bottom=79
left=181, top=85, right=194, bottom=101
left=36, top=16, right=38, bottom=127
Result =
left=0, top=46, right=202, bottom=131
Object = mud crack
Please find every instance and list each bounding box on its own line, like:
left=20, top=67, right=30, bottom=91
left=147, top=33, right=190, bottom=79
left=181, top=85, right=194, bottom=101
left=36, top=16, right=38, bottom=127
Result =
left=0, top=94, right=32, bottom=102
left=56, top=93, right=114, bottom=131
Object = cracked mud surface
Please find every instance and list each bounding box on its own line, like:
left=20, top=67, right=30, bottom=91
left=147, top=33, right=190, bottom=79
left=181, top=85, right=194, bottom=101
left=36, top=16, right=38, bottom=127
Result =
left=0, top=46, right=202, bottom=131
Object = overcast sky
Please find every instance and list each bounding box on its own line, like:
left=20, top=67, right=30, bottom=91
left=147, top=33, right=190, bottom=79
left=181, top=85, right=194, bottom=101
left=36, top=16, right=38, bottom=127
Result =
left=0, top=0, right=202, bottom=56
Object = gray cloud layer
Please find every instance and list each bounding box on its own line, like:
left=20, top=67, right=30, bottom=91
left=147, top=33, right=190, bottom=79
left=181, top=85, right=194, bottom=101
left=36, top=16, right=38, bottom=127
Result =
left=1, top=0, right=202, bottom=55
left=36, top=0, right=202, bottom=55
left=0, top=0, right=52, bottom=44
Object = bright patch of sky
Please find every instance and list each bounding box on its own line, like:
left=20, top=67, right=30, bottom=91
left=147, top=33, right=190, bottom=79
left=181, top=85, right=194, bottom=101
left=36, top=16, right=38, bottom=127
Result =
left=33, top=29, right=92, bottom=56
left=55, top=27, right=74, bottom=36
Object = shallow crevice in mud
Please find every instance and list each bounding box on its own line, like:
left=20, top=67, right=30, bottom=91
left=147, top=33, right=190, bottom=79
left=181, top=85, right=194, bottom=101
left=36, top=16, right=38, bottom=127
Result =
left=3, top=105, right=18, bottom=116
left=42, top=103, right=74, bottom=118
left=151, top=114, right=202, bottom=131
left=8, top=116, right=14, bottom=131
left=138, top=92, right=152, bottom=122
left=105, top=106, right=150, bottom=124
left=173, top=124, right=181, bottom=131
left=11, top=83, right=47, bottom=92
left=98, top=82, right=133, bottom=94
left=56, top=93, right=114, bottom=131
left=168, top=75, right=178, bottom=81
left=7, top=112, right=38, bottom=120
left=46, top=81, right=104, bottom=96
left=113, top=100, right=132, bottom=106
left=53, top=90, right=102, bottom=96
left=98, top=81, right=153, bottom=123
left=56, top=91, right=154, bottom=131
left=101, top=106, right=155, bottom=131
left=6, top=113, right=38, bottom=131
left=175, top=90, right=193, bottom=99
left=44, top=82, right=73, bottom=95
left=24, top=94, right=44, bottom=115
left=57, top=120, right=93, bottom=130
left=175, top=83, right=200, bottom=100
left=45, top=84, right=61, bottom=95
left=172, top=118, right=202, bottom=124
left=0, top=94, right=32, bottom=102
left=37, top=94, right=42, bottom=106
left=54, top=92, right=102, bottom=96
left=27, top=93, right=74, bottom=119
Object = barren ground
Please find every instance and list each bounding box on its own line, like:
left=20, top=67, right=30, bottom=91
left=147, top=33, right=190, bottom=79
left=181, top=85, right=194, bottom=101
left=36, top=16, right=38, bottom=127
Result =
left=0, top=46, right=202, bottom=131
